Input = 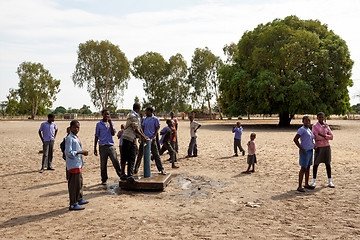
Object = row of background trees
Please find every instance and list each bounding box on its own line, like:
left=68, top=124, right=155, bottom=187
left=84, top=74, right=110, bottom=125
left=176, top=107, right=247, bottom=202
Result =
left=3, top=15, right=355, bottom=125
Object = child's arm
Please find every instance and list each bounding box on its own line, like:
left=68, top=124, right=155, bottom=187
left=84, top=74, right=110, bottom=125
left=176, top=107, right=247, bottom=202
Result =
left=293, top=134, right=305, bottom=154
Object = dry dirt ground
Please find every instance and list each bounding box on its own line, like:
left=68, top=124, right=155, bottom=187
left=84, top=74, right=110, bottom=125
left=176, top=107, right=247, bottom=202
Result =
left=0, top=118, right=359, bottom=239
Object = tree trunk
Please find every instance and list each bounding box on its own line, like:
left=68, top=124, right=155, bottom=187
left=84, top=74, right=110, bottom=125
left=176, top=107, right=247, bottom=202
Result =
left=278, top=112, right=294, bottom=126
left=207, top=99, right=212, bottom=120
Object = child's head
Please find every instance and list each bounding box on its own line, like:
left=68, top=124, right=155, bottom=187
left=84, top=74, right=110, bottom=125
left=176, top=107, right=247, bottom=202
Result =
left=70, top=120, right=80, bottom=135
left=133, top=102, right=141, bottom=113
left=166, top=119, right=173, bottom=127
left=302, top=115, right=311, bottom=128
left=145, top=107, right=154, bottom=117
left=250, top=133, right=256, bottom=140
left=102, top=109, right=110, bottom=120
left=47, top=113, right=55, bottom=122
left=317, top=112, right=325, bottom=124
left=189, top=115, right=194, bottom=122
left=170, top=112, right=174, bottom=118
left=121, top=124, right=125, bottom=130
left=236, top=121, right=241, bottom=127
left=66, top=127, right=71, bottom=135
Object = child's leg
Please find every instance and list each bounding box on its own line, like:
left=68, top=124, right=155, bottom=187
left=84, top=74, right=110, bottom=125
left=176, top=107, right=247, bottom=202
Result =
left=304, top=166, right=310, bottom=186
left=246, top=164, right=251, bottom=172
left=234, top=139, right=238, bottom=155
left=298, top=167, right=306, bottom=189
left=252, top=163, right=255, bottom=171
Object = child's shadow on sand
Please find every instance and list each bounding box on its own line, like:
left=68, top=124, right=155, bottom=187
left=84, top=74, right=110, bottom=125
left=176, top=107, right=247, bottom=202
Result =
left=271, top=186, right=326, bottom=200
left=232, top=172, right=254, bottom=178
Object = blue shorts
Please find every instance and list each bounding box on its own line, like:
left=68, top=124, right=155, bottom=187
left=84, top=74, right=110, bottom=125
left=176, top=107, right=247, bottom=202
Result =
left=299, top=149, right=313, bottom=168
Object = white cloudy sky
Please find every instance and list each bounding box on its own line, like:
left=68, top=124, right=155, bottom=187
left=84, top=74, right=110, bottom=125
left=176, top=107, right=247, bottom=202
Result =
left=1, top=0, right=359, bottom=111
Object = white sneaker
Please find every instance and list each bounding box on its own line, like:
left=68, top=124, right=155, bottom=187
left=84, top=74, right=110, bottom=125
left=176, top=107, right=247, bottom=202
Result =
left=310, top=182, right=316, bottom=188
left=328, top=182, right=335, bottom=188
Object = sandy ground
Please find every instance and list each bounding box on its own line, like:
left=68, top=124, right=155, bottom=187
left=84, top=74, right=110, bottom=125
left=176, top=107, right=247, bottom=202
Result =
left=0, top=118, right=359, bottom=239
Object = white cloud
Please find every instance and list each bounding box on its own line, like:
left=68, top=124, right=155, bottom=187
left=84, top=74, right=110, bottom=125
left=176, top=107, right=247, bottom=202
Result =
left=1, top=0, right=359, bottom=111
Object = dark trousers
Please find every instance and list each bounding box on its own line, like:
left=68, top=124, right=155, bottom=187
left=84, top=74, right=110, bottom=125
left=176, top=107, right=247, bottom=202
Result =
left=160, top=141, right=176, bottom=163
left=234, top=138, right=244, bottom=154
left=134, top=139, right=144, bottom=173
left=99, top=145, right=122, bottom=182
left=42, top=141, right=54, bottom=169
left=67, top=171, right=83, bottom=206
left=175, top=137, right=178, bottom=153
left=187, top=137, right=197, bottom=156
left=150, top=140, right=164, bottom=171
left=121, top=139, right=137, bottom=178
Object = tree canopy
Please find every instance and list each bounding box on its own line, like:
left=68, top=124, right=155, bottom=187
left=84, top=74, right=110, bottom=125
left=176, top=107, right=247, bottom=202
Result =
left=72, top=40, right=130, bottom=111
left=188, top=47, right=223, bottom=118
left=219, top=15, right=354, bottom=125
left=10, top=62, right=60, bottom=119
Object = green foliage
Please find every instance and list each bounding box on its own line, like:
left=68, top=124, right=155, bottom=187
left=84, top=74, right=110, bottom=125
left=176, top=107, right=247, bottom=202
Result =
left=219, top=15, right=354, bottom=126
left=132, top=52, right=169, bottom=112
left=134, top=96, right=140, bottom=104
left=53, top=106, right=67, bottom=114
left=80, top=104, right=92, bottom=114
left=72, top=40, right=130, bottom=111
left=14, top=62, right=60, bottom=119
left=351, top=103, right=360, bottom=114
left=188, top=47, right=223, bottom=118
left=132, top=52, right=189, bottom=112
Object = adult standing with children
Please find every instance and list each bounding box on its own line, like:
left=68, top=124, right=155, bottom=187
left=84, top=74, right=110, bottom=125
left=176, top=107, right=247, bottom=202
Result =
left=38, top=113, right=58, bottom=173
left=94, top=109, right=122, bottom=185
left=311, top=112, right=335, bottom=188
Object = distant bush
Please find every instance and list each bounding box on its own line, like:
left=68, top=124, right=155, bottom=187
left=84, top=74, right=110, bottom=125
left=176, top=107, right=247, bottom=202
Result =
left=237, top=116, right=242, bottom=120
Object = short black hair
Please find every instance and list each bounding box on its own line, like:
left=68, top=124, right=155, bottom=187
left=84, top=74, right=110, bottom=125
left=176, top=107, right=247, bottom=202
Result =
left=145, top=106, right=154, bottom=113
left=48, top=113, right=55, bottom=119
left=166, top=119, right=172, bottom=124
left=317, top=112, right=325, bottom=117
left=302, top=115, right=310, bottom=122
left=133, top=103, right=140, bottom=111
left=70, top=120, right=79, bottom=127
left=102, top=109, right=109, bottom=115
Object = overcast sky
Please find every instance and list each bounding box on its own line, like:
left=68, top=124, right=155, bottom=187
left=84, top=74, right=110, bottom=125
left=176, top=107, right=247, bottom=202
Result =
left=1, top=0, right=359, bottom=111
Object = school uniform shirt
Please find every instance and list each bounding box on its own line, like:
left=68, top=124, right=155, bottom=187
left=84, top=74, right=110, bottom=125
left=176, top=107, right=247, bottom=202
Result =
left=297, top=126, right=315, bottom=150
left=65, top=132, right=84, bottom=173
left=159, top=126, right=170, bottom=145
left=190, top=121, right=200, bottom=138
left=232, top=127, right=243, bottom=140
left=312, top=122, right=333, bottom=147
left=142, top=114, right=160, bottom=138
left=95, top=119, right=116, bottom=145
left=247, top=140, right=256, bottom=155
left=122, top=110, right=140, bottom=142
left=39, top=121, right=58, bottom=141
left=117, top=130, right=124, bottom=146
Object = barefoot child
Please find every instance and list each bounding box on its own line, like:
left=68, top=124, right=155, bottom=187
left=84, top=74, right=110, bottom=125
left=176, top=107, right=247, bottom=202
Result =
left=159, top=120, right=179, bottom=168
left=117, top=124, right=125, bottom=159
left=65, top=120, right=89, bottom=210
left=232, top=122, right=245, bottom=156
left=244, top=133, right=256, bottom=173
left=293, top=116, right=315, bottom=192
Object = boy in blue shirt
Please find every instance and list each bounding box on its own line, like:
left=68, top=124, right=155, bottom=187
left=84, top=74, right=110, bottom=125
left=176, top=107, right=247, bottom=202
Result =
left=159, top=120, right=179, bottom=169
left=232, top=122, right=245, bottom=156
left=94, top=109, right=122, bottom=185
left=38, top=113, right=58, bottom=173
left=65, top=120, right=89, bottom=211
left=294, top=116, right=316, bottom=192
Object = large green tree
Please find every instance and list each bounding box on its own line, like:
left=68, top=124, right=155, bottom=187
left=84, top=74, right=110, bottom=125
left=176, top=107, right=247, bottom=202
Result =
left=188, top=47, right=223, bottom=119
left=15, top=62, right=60, bottom=119
left=132, top=52, right=169, bottom=111
left=166, top=53, right=189, bottom=112
left=219, top=16, right=354, bottom=126
left=72, top=40, right=130, bottom=111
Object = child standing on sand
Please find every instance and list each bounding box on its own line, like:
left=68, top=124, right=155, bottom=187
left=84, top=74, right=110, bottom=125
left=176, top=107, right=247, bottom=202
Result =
left=65, top=120, right=89, bottom=210
left=232, top=122, right=245, bottom=156
left=117, top=124, right=125, bottom=158
left=243, top=133, right=256, bottom=173
left=293, top=116, right=315, bottom=192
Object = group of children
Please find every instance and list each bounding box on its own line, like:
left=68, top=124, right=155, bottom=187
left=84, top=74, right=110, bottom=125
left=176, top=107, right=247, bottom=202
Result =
left=38, top=109, right=334, bottom=210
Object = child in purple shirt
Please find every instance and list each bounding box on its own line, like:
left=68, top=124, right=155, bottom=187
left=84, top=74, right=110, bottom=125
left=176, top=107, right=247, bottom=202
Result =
left=293, top=116, right=315, bottom=192
left=232, top=122, right=245, bottom=156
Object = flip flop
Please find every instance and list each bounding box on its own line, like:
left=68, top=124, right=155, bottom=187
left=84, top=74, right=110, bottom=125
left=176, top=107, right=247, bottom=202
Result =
left=304, top=185, right=315, bottom=189
left=297, top=187, right=305, bottom=192
left=242, top=171, right=251, bottom=174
